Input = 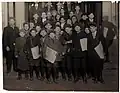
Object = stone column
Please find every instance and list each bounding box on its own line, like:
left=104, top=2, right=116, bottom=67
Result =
left=15, top=2, right=25, bottom=29
left=102, top=1, right=112, bottom=22
left=2, top=2, right=8, bottom=28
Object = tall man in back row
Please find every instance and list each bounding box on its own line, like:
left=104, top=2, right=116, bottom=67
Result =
left=3, top=17, right=19, bottom=74
left=101, top=16, right=117, bottom=63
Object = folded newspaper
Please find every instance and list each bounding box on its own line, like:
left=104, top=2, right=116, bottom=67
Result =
left=45, top=46, right=58, bottom=63
left=80, top=38, right=87, bottom=51
left=94, top=41, right=104, bottom=59
left=31, top=46, right=40, bottom=59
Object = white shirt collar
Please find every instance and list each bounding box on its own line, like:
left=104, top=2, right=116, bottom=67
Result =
left=42, top=18, right=46, bottom=23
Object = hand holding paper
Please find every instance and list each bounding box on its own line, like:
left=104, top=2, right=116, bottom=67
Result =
left=45, top=46, right=58, bottom=63
left=31, top=46, right=40, bottom=59
left=80, top=38, right=87, bottom=51
left=94, top=41, right=104, bottom=59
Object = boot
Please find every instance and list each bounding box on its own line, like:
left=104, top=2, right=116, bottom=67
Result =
left=17, top=75, right=22, bottom=80
left=46, top=78, right=52, bottom=84
left=74, top=77, right=79, bottom=83
left=24, top=74, right=29, bottom=80
left=30, top=77, right=33, bottom=81
left=36, top=76, right=41, bottom=80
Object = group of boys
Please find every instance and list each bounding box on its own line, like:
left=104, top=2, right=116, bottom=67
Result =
left=3, top=2, right=117, bottom=84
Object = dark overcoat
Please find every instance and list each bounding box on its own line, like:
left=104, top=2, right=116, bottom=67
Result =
left=15, top=37, right=29, bottom=71
left=3, top=26, right=19, bottom=56
left=25, top=35, right=41, bottom=66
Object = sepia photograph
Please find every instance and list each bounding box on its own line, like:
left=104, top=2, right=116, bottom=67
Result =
left=2, top=1, right=119, bottom=91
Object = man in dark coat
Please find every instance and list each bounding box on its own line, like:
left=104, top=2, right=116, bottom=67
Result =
left=101, top=16, right=117, bottom=63
left=3, top=17, right=19, bottom=74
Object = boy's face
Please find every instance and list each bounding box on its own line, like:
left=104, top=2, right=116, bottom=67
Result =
left=57, top=3, right=62, bottom=10
left=36, top=26, right=41, bottom=32
left=56, top=15, right=60, bottom=20
left=24, top=24, right=29, bottom=31
left=82, top=15, right=88, bottom=20
left=75, top=6, right=80, bottom=11
left=33, top=14, right=39, bottom=20
left=72, top=17, right=77, bottom=23
left=31, top=30, right=36, bottom=37
left=35, top=3, right=38, bottom=7
left=41, top=12, right=47, bottom=18
left=19, top=32, right=25, bottom=37
left=49, top=33, right=55, bottom=39
left=55, top=27, right=61, bottom=35
left=52, top=10, right=57, bottom=16
left=69, top=12, right=74, bottom=17
left=45, top=23, right=52, bottom=29
left=67, top=19, right=72, bottom=24
left=75, top=26, right=81, bottom=32
left=56, top=22, right=60, bottom=26
left=65, top=27, right=72, bottom=35
left=90, top=26, right=97, bottom=33
left=47, top=12, right=52, bottom=18
left=60, top=9, right=65, bottom=14
left=9, top=19, right=15, bottom=26
left=85, top=28, right=90, bottom=34
left=47, top=2, right=52, bottom=7
left=60, top=18, right=65, bottom=23
left=40, top=30, right=47, bottom=37
left=30, top=22, right=35, bottom=28
left=89, top=13, right=94, bottom=19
